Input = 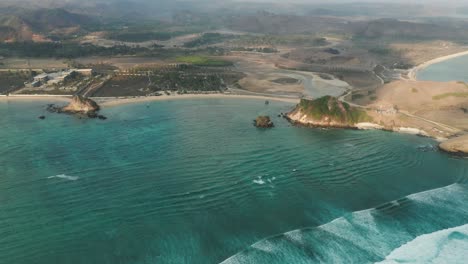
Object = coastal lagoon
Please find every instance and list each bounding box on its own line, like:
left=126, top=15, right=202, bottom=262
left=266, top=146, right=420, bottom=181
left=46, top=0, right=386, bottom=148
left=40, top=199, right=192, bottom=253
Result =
left=417, top=54, right=468, bottom=82
left=1, top=99, right=467, bottom=263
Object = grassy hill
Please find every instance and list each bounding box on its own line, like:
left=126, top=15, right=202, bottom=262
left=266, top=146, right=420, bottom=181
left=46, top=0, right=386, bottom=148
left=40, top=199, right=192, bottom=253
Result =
left=291, top=96, right=371, bottom=125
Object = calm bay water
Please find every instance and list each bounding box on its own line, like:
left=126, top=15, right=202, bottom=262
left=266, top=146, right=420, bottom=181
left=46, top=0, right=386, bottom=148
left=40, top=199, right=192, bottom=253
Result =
left=417, top=54, right=468, bottom=82
left=0, top=98, right=467, bottom=263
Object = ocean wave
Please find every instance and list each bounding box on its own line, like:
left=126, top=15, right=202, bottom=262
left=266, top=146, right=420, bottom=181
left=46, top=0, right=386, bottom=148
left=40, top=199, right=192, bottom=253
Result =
left=376, top=224, right=468, bottom=264
left=221, top=183, right=468, bottom=264
left=47, top=174, right=79, bottom=181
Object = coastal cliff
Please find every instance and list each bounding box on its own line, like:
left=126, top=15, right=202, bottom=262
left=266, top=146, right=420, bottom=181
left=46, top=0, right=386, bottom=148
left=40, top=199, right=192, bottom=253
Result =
left=287, top=96, right=372, bottom=128
left=439, top=135, right=468, bottom=156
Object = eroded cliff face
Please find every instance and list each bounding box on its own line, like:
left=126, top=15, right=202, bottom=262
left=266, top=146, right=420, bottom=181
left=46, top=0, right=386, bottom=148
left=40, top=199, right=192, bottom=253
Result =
left=61, top=95, right=100, bottom=114
left=286, top=96, right=371, bottom=128
left=287, top=109, right=354, bottom=128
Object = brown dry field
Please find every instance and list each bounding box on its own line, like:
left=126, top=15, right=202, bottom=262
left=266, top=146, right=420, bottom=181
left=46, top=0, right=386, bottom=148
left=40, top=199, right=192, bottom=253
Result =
left=368, top=80, right=468, bottom=137
left=0, top=58, right=68, bottom=69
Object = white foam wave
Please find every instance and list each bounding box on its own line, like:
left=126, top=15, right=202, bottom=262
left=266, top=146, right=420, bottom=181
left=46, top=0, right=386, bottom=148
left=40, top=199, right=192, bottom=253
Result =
left=377, top=224, right=468, bottom=264
left=253, top=178, right=266, bottom=185
left=221, top=183, right=468, bottom=264
left=47, top=174, right=79, bottom=181
left=253, top=175, right=276, bottom=185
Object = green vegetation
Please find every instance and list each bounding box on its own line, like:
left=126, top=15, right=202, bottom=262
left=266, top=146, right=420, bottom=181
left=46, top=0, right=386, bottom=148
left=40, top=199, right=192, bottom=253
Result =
left=95, top=65, right=244, bottom=96
left=0, top=71, right=30, bottom=94
left=0, top=42, right=149, bottom=58
left=0, top=42, right=227, bottom=59
left=231, top=35, right=330, bottom=47
left=298, top=96, right=372, bottom=124
left=183, top=33, right=233, bottom=48
left=432, top=92, right=468, bottom=100
left=175, top=56, right=233, bottom=67
left=107, top=31, right=187, bottom=42
left=231, top=47, right=278, bottom=53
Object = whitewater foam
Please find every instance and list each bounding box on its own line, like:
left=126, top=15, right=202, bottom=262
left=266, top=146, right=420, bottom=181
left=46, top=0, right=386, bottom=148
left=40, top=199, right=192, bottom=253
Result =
left=253, top=175, right=276, bottom=185
left=377, top=224, right=468, bottom=264
left=48, top=174, right=79, bottom=181
left=253, top=178, right=266, bottom=185
left=222, top=183, right=468, bottom=264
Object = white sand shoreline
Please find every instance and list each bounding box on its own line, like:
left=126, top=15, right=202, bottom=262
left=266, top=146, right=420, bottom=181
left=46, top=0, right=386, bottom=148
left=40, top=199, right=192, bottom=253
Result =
left=0, top=93, right=300, bottom=106
left=408, top=50, right=468, bottom=81
left=97, top=94, right=299, bottom=107
left=0, top=95, right=72, bottom=102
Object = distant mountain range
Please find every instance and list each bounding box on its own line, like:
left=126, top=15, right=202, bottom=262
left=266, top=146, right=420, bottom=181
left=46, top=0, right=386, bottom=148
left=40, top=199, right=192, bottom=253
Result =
left=0, top=7, right=92, bottom=42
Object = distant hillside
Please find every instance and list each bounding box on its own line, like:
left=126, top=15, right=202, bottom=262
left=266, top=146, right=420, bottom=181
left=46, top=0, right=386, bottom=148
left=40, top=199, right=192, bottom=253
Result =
left=226, top=12, right=347, bottom=35
left=22, top=8, right=91, bottom=32
left=0, top=8, right=93, bottom=42
left=350, top=19, right=468, bottom=41
left=0, top=15, right=33, bottom=42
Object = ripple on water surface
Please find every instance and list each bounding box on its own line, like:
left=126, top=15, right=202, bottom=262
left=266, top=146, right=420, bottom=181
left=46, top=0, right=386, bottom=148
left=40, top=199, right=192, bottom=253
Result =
left=0, top=99, right=467, bottom=264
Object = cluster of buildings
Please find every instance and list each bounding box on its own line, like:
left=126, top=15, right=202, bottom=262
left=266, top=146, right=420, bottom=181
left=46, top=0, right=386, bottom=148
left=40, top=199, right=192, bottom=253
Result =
left=27, top=69, right=94, bottom=88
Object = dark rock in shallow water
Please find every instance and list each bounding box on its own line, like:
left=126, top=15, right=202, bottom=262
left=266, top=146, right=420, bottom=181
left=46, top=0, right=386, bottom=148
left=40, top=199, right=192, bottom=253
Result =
left=38, top=116, right=46, bottom=120
left=98, top=115, right=107, bottom=120
left=87, top=112, right=98, bottom=119
left=254, top=116, right=274, bottom=128
left=46, top=104, right=61, bottom=113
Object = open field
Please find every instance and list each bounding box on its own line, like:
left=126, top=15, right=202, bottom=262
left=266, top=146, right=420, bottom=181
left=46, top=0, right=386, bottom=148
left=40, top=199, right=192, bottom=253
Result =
left=366, top=80, right=468, bottom=137
left=0, top=58, right=68, bottom=70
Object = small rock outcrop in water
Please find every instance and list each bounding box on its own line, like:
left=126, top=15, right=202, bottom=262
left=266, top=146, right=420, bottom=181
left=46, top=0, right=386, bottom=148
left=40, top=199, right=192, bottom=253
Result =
left=286, top=96, right=372, bottom=128
left=47, top=95, right=106, bottom=119
left=62, top=95, right=100, bottom=114
left=439, top=135, right=468, bottom=156
left=254, top=116, right=274, bottom=128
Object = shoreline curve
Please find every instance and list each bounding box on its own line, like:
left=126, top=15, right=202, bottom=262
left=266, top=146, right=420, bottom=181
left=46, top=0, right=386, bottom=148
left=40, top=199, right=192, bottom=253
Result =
left=408, top=50, right=468, bottom=81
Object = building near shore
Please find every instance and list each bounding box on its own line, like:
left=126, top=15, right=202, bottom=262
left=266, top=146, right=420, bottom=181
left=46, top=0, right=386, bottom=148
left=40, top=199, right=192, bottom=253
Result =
left=74, top=69, right=94, bottom=76
left=29, top=69, right=94, bottom=87
left=33, top=73, right=49, bottom=83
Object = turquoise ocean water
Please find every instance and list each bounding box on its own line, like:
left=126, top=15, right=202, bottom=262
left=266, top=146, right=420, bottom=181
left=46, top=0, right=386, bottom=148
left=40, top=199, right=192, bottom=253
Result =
left=0, top=98, right=467, bottom=263
left=417, top=54, right=468, bottom=82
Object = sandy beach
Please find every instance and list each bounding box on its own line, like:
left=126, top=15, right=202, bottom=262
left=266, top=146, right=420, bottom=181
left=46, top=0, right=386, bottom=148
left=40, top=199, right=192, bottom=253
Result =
left=95, top=93, right=300, bottom=107
left=0, top=95, right=72, bottom=103
left=408, top=50, right=468, bottom=80
left=0, top=93, right=300, bottom=106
